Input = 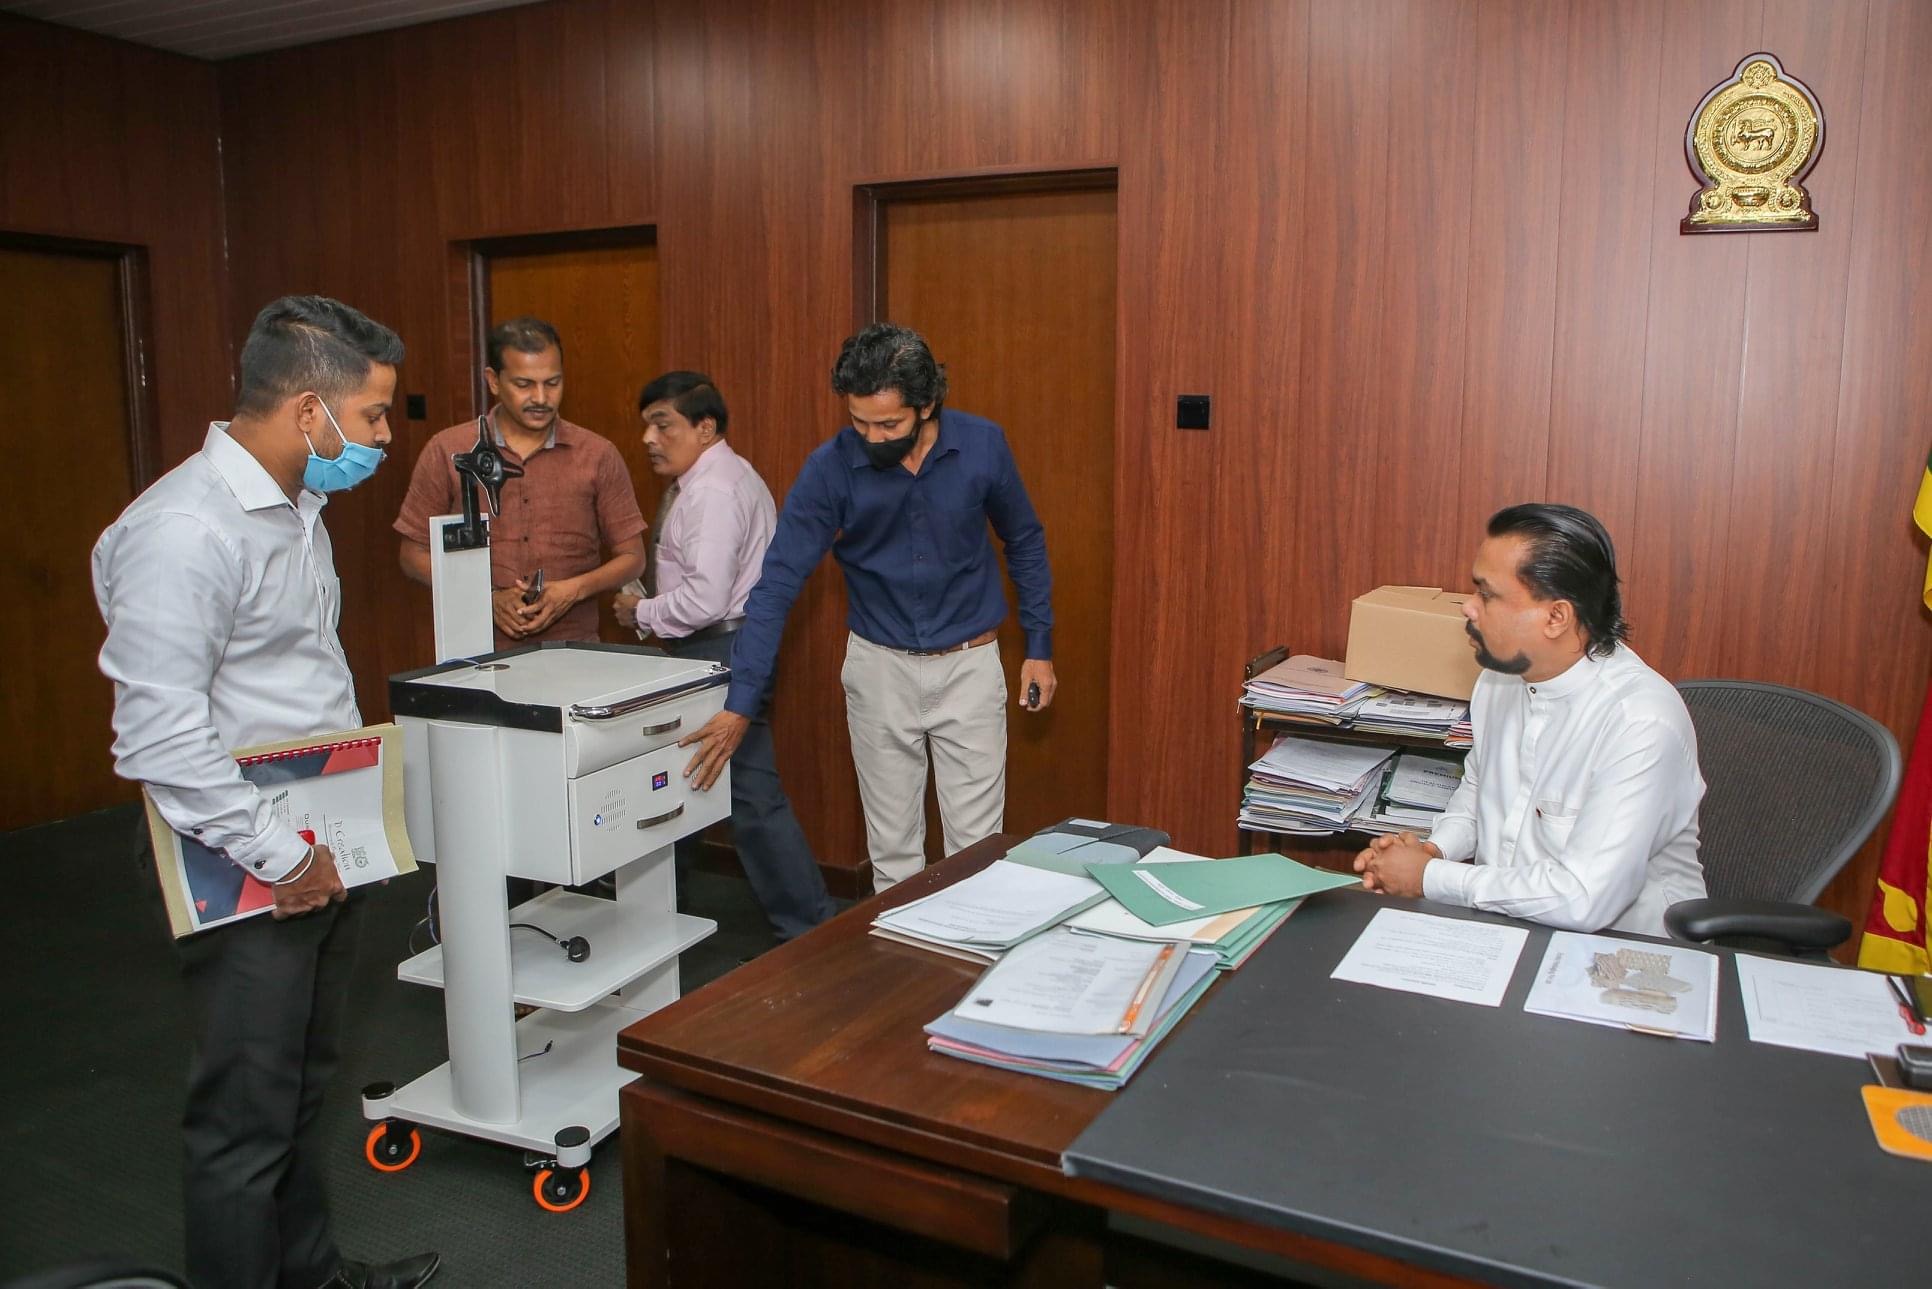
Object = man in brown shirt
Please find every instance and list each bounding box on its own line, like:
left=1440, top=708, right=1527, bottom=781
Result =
left=395, top=317, right=646, bottom=649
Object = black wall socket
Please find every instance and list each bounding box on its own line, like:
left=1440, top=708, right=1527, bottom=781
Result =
left=1176, top=394, right=1210, bottom=430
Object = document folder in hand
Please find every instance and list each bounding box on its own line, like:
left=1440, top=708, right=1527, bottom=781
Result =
left=144, top=723, right=416, bottom=938
left=1087, top=853, right=1359, bottom=927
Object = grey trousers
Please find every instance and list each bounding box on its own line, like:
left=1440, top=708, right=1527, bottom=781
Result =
left=176, top=891, right=364, bottom=1289
left=840, top=631, right=1007, bottom=891
left=663, top=630, right=835, bottom=939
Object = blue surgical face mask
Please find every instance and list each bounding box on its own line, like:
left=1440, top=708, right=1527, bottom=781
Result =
left=302, top=396, right=385, bottom=492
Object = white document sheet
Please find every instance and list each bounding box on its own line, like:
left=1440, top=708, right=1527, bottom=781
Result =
left=1523, top=932, right=1719, bottom=1041
left=872, top=860, right=1099, bottom=946
left=1733, top=953, right=1919, bottom=1060
left=954, top=927, right=1175, bottom=1034
left=1331, top=907, right=1528, bottom=1007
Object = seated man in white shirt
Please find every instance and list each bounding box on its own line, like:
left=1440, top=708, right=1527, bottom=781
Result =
left=1353, top=503, right=1707, bottom=936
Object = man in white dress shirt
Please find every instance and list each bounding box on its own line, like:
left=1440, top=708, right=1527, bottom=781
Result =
left=1354, top=504, right=1707, bottom=937
left=612, top=371, right=834, bottom=940
left=93, top=297, right=438, bottom=1289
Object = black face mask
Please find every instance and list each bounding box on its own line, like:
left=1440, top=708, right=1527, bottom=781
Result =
left=860, top=426, right=920, bottom=469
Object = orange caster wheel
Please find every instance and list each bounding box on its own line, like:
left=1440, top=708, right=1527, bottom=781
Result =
left=365, top=1121, right=421, bottom=1173
left=533, top=1166, right=590, bottom=1212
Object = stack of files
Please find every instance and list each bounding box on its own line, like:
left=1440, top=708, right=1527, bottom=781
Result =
left=1239, top=735, right=1394, bottom=834
left=1349, top=691, right=1467, bottom=740
left=870, top=860, right=1106, bottom=963
left=1066, top=848, right=1304, bottom=969
left=1240, top=655, right=1377, bottom=726
left=1352, top=751, right=1464, bottom=836
left=925, top=928, right=1222, bottom=1090
left=1446, top=715, right=1473, bottom=748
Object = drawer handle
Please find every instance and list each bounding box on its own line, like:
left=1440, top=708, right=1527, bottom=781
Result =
left=640, top=717, right=682, bottom=736
left=636, top=803, right=686, bottom=830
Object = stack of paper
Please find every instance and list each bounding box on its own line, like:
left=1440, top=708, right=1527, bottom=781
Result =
left=1063, top=846, right=1301, bottom=968
left=1241, top=655, right=1377, bottom=726
left=926, top=929, right=1221, bottom=1090
left=1446, top=715, right=1473, bottom=748
left=1350, top=692, right=1468, bottom=740
left=870, top=860, right=1105, bottom=963
left=1352, top=751, right=1465, bottom=836
left=1240, top=736, right=1394, bottom=834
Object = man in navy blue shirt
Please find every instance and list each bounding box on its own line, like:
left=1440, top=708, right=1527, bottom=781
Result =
left=679, top=323, right=1056, bottom=889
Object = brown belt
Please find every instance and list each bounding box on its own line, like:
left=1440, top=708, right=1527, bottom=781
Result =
left=902, top=628, right=998, bottom=657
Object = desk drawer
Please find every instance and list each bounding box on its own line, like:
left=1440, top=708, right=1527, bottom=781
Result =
left=568, top=740, right=730, bottom=883
left=631, top=1082, right=1038, bottom=1259
left=565, top=682, right=726, bottom=778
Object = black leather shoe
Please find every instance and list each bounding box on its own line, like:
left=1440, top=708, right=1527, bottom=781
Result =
left=323, top=1252, right=442, bottom=1288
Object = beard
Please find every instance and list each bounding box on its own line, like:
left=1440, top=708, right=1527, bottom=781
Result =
left=1467, top=623, right=1532, bottom=675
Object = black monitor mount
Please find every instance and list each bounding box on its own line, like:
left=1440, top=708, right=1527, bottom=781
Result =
left=445, top=414, right=524, bottom=551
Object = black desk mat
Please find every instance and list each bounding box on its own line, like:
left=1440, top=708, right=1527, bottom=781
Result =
left=1064, top=890, right=1927, bottom=1287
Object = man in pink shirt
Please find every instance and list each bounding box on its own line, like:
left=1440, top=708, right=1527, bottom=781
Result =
left=614, top=372, right=833, bottom=940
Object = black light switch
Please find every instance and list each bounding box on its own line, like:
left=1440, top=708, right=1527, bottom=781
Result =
left=406, top=393, right=428, bottom=421
left=1176, top=394, right=1210, bottom=430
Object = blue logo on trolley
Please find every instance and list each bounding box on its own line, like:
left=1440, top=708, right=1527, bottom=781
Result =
left=652, top=771, right=670, bottom=791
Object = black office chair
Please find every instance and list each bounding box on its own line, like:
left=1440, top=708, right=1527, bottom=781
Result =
left=1664, top=680, right=1901, bottom=957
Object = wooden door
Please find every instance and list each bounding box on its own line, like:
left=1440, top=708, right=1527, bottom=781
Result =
left=484, top=234, right=660, bottom=640
left=879, top=186, right=1117, bottom=847
left=1, top=245, right=141, bottom=829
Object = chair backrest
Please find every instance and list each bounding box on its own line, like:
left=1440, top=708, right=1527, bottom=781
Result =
left=1675, top=680, right=1902, bottom=905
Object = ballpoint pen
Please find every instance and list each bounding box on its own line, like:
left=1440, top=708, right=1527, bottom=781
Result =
left=1887, top=975, right=1926, bottom=1035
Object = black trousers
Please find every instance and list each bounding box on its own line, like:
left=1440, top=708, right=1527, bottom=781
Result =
left=175, top=891, right=365, bottom=1289
left=663, top=630, right=835, bottom=939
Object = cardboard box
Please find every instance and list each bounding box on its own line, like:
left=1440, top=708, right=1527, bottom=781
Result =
left=1344, top=585, right=1482, bottom=701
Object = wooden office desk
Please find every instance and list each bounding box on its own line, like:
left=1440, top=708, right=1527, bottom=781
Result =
left=616, top=837, right=1478, bottom=1288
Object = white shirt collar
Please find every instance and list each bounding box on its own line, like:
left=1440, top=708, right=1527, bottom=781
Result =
left=204, top=422, right=310, bottom=514
left=1524, top=647, right=1602, bottom=700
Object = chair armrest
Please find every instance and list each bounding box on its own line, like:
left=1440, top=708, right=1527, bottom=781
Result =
left=1664, top=898, right=1852, bottom=953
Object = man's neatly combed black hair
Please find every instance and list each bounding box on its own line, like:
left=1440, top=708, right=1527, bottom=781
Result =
left=235, top=295, right=404, bottom=417
left=830, top=322, right=947, bottom=414
left=486, top=316, right=563, bottom=372
left=1487, top=503, right=1629, bottom=658
left=638, top=371, right=729, bottom=436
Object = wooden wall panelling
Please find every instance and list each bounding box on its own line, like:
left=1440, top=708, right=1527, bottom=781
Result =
left=1815, top=0, right=1932, bottom=918
left=1454, top=0, right=1572, bottom=525
left=219, top=1, right=661, bottom=725
left=1287, top=0, right=1402, bottom=660
left=1362, top=0, right=1479, bottom=592
left=653, top=0, right=874, bottom=873
left=1618, top=0, right=1763, bottom=682
left=0, top=15, right=232, bottom=464
left=1719, top=4, right=1868, bottom=700
left=1109, top=0, right=1312, bottom=853
left=1541, top=0, right=1668, bottom=540
left=856, top=0, right=1120, bottom=175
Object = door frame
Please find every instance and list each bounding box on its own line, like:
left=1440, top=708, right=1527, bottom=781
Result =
left=851, top=169, right=1123, bottom=847
left=456, top=224, right=659, bottom=416
left=0, top=230, right=162, bottom=488
left=851, top=166, right=1117, bottom=330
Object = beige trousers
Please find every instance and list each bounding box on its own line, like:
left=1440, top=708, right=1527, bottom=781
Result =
left=840, top=631, right=1008, bottom=891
